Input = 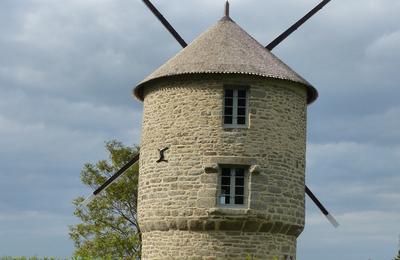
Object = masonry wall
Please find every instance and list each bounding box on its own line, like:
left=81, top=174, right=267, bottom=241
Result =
left=138, top=74, right=308, bottom=259
left=142, top=231, right=296, bottom=259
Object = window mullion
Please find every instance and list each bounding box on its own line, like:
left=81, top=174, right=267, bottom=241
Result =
left=230, top=168, right=235, bottom=204
left=233, top=89, right=238, bottom=125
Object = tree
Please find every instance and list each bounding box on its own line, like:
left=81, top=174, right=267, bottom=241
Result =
left=69, top=140, right=141, bottom=259
left=395, top=249, right=400, bottom=260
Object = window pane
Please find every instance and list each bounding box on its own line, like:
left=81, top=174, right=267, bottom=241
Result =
left=222, top=168, right=230, bottom=176
left=235, top=196, right=244, bottom=204
left=224, top=107, right=233, bottom=116
left=237, top=107, right=246, bottom=116
left=221, top=176, right=230, bottom=186
left=225, top=89, right=233, bottom=97
left=220, top=195, right=230, bottom=205
left=221, top=186, right=230, bottom=195
left=235, top=186, right=244, bottom=195
left=238, top=90, right=246, bottom=98
left=225, top=195, right=231, bottom=204
left=235, top=168, right=245, bottom=177
left=225, top=98, right=233, bottom=106
left=235, top=177, right=244, bottom=186
left=237, top=117, right=246, bottom=125
left=238, top=98, right=246, bottom=106
left=224, top=116, right=232, bottom=124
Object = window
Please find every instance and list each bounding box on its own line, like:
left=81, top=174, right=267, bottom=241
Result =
left=223, top=88, right=248, bottom=127
left=219, top=167, right=247, bottom=206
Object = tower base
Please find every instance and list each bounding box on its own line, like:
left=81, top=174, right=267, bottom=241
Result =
left=142, top=230, right=297, bottom=260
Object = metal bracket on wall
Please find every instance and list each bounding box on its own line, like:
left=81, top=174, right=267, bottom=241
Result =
left=156, top=147, right=169, bottom=163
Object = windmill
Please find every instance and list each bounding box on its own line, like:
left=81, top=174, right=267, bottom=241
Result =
left=82, top=1, right=339, bottom=258
left=83, top=0, right=338, bottom=228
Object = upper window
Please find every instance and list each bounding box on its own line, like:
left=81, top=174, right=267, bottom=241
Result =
left=219, top=166, right=247, bottom=206
left=223, top=88, right=248, bottom=127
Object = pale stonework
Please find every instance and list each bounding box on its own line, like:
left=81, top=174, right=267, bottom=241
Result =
left=137, top=74, right=308, bottom=259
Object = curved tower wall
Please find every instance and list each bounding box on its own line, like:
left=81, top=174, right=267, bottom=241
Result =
left=138, top=74, right=308, bottom=259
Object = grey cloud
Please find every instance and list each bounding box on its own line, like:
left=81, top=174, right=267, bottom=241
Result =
left=299, top=210, right=400, bottom=260
left=0, top=211, right=75, bottom=256
left=0, top=0, right=399, bottom=258
left=307, top=142, right=400, bottom=182
left=0, top=88, right=142, bottom=135
left=0, top=0, right=178, bottom=106
left=309, top=105, right=400, bottom=144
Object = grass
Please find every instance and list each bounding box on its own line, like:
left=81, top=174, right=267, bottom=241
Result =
left=1, top=257, right=71, bottom=260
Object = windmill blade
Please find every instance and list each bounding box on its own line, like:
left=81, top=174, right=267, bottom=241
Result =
left=305, top=185, right=339, bottom=228
left=142, top=0, right=188, bottom=48
left=81, top=153, right=140, bottom=207
left=266, top=0, right=331, bottom=51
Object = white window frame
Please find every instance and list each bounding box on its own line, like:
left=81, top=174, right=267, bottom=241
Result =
left=218, top=166, right=248, bottom=207
left=223, top=87, right=249, bottom=128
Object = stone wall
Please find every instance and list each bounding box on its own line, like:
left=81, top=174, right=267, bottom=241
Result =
left=138, top=74, right=308, bottom=259
left=142, top=230, right=296, bottom=259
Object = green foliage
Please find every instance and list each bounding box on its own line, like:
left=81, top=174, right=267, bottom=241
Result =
left=245, top=254, right=262, bottom=260
left=69, top=140, right=141, bottom=259
left=245, top=255, right=257, bottom=260
left=394, top=249, right=400, bottom=260
left=0, top=258, right=68, bottom=260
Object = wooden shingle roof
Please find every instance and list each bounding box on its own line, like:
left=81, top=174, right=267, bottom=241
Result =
left=134, top=16, right=318, bottom=104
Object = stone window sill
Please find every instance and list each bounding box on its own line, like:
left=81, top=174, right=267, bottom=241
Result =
left=207, top=207, right=250, bottom=216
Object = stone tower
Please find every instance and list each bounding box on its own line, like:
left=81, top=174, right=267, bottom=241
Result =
left=133, top=7, right=318, bottom=260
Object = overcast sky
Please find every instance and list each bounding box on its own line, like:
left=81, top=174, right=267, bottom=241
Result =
left=0, top=0, right=399, bottom=259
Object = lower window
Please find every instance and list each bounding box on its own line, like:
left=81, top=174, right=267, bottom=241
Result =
left=219, top=166, right=247, bottom=206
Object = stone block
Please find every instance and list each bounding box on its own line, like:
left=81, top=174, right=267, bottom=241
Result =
left=153, top=221, right=169, bottom=231
left=270, top=222, right=283, bottom=234
left=242, top=221, right=261, bottom=232
left=259, top=222, right=273, bottom=233
left=197, top=197, right=215, bottom=208
left=189, top=220, right=204, bottom=231
left=204, top=163, right=219, bottom=174
left=176, top=219, right=188, bottom=230
left=286, top=225, right=304, bottom=236
left=200, top=174, right=216, bottom=184
left=219, top=220, right=243, bottom=231
left=198, top=188, right=217, bottom=198
left=204, top=220, right=216, bottom=231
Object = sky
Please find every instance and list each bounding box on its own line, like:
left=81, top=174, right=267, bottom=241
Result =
left=0, top=0, right=399, bottom=259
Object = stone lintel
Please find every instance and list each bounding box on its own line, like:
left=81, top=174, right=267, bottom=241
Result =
left=204, top=156, right=257, bottom=166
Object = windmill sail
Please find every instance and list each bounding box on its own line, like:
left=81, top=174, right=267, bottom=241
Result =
left=266, top=0, right=332, bottom=50
left=142, top=0, right=187, bottom=48
left=81, top=153, right=140, bottom=207
left=306, top=185, right=339, bottom=228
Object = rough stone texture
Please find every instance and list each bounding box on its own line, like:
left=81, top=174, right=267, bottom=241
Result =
left=142, top=230, right=297, bottom=260
left=138, top=74, right=307, bottom=259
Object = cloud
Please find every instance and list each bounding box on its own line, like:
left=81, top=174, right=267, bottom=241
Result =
left=0, top=0, right=175, bottom=106
left=0, top=0, right=399, bottom=258
left=309, top=104, right=400, bottom=144
left=0, top=89, right=141, bottom=135
left=0, top=93, right=141, bottom=167
left=0, top=210, right=76, bottom=256
left=365, top=30, right=400, bottom=61
left=307, top=141, right=400, bottom=180
left=299, top=210, right=400, bottom=260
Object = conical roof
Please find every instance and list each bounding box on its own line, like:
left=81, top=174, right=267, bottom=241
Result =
left=134, top=16, right=318, bottom=104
